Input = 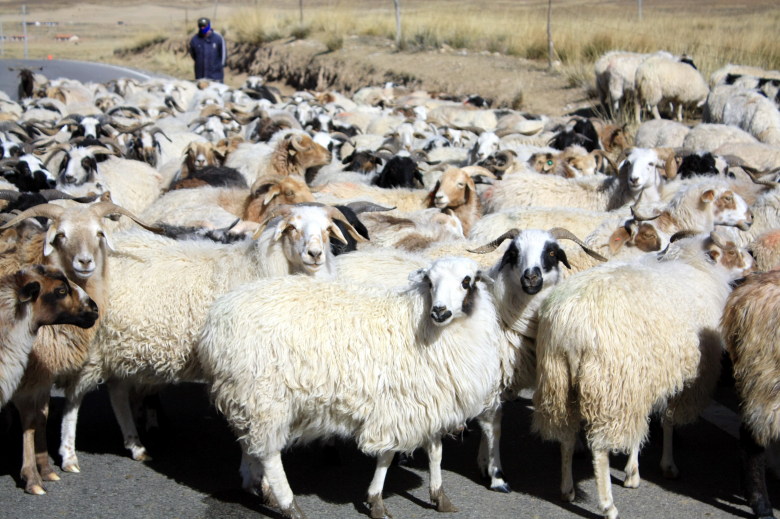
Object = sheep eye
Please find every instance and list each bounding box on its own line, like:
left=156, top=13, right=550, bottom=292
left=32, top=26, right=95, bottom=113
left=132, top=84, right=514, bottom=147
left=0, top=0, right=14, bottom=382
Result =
left=285, top=191, right=294, bottom=197
left=461, top=276, right=471, bottom=289
left=546, top=160, right=554, bottom=166
left=56, top=286, right=67, bottom=297
left=55, top=232, right=66, bottom=241
left=723, top=195, right=733, bottom=202
left=424, top=275, right=432, bottom=287
left=549, top=250, right=556, bottom=257
left=457, top=182, right=465, bottom=188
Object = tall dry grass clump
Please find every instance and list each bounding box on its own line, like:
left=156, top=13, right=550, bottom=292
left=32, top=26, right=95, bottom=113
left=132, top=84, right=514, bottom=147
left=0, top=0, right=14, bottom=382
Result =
left=228, top=1, right=780, bottom=82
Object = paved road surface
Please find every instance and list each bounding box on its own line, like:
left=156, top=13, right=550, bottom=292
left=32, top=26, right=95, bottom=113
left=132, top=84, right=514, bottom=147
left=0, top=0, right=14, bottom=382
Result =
left=0, top=58, right=170, bottom=101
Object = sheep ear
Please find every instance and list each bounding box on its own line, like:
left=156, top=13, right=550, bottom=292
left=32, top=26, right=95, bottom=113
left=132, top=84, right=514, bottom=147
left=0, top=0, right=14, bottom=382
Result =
left=262, top=185, right=281, bottom=206
left=19, top=280, right=41, bottom=303
left=475, top=270, right=494, bottom=285
left=100, top=228, right=115, bottom=252
left=272, top=218, right=291, bottom=241
left=408, top=267, right=428, bottom=284
left=706, top=249, right=720, bottom=264
left=608, top=227, right=630, bottom=254
left=700, top=189, right=716, bottom=203
left=328, top=223, right=348, bottom=245
left=43, top=224, right=59, bottom=257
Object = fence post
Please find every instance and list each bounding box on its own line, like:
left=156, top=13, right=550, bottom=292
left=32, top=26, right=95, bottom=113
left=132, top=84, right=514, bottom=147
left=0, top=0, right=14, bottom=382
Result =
left=299, top=0, right=304, bottom=25
left=393, top=0, right=401, bottom=49
left=22, top=5, right=28, bottom=59
left=547, top=0, right=554, bottom=69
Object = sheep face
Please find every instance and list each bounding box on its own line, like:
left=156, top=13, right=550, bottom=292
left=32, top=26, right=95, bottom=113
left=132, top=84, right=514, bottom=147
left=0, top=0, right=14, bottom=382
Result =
left=3, top=155, right=56, bottom=191
left=704, top=188, right=753, bottom=231
left=245, top=176, right=315, bottom=222
left=500, top=229, right=569, bottom=295
left=16, top=265, right=99, bottom=330
left=528, top=152, right=557, bottom=174
left=409, top=257, right=489, bottom=326
left=703, top=236, right=754, bottom=278
left=44, top=212, right=110, bottom=281
left=271, top=205, right=346, bottom=274
left=470, top=132, right=500, bottom=163
left=286, top=134, right=331, bottom=170
left=619, top=148, right=663, bottom=195
left=430, top=168, right=474, bottom=210
left=58, top=148, right=99, bottom=185
left=182, top=141, right=220, bottom=176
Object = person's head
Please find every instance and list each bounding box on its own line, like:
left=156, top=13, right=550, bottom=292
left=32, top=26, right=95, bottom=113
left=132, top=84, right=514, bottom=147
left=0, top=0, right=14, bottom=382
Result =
left=197, top=17, right=211, bottom=35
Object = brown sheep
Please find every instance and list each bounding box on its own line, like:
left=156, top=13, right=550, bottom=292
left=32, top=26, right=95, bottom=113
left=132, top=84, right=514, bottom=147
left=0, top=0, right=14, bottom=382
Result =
left=426, top=167, right=482, bottom=236
left=243, top=175, right=316, bottom=223
left=269, top=132, right=332, bottom=178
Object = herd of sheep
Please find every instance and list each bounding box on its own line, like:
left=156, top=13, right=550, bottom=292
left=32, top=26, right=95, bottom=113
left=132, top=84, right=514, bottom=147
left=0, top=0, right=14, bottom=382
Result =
left=0, top=48, right=779, bottom=519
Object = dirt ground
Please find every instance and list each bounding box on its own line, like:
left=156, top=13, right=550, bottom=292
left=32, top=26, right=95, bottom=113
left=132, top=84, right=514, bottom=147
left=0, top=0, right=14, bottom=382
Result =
left=0, top=1, right=593, bottom=116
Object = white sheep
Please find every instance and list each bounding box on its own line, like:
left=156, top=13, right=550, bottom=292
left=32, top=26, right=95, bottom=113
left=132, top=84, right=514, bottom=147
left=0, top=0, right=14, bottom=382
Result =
left=482, top=147, right=669, bottom=213
left=681, top=122, right=758, bottom=152
left=721, top=269, right=780, bottom=519
left=57, top=203, right=366, bottom=472
left=716, top=87, right=780, bottom=146
left=195, top=257, right=504, bottom=519
left=635, top=55, right=709, bottom=122
left=532, top=232, right=753, bottom=519
left=634, top=119, right=690, bottom=148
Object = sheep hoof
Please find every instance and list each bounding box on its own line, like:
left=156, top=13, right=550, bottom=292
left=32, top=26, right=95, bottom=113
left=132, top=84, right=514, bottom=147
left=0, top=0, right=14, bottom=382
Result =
left=661, top=465, right=679, bottom=479
left=623, top=473, right=640, bottom=488
left=561, top=488, right=575, bottom=502
left=602, top=504, right=619, bottom=519
left=131, top=447, right=151, bottom=462
left=490, top=482, right=512, bottom=493
left=367, top=493, right=392, bottom=519
left=42, top=472, right=60, bottom=482
left=61, top=462, right=80, bottom=473
left=26, top=483, right=46, bottom=495
left=431, top=488, right=457, bottom=513
left=280, top=500, right=307, bottom=519
left=262, top=485, right=279, bottom=509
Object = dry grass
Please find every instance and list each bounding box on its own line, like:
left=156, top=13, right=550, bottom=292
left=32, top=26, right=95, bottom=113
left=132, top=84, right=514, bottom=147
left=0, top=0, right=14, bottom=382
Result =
left=225, top=0, right=780, bottom=82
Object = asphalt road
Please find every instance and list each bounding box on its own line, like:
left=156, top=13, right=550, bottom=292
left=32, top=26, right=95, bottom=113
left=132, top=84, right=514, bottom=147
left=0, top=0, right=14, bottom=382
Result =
left=0, top=59, right=776, bottom=519
left=0, top=58, right=170, bottom=101
left=0, top=379, right=776, bottom=519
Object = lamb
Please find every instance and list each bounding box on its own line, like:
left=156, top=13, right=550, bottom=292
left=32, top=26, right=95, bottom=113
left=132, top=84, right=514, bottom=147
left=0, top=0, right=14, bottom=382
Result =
left=721, top=269, right=780, bottom=519
left=57, top=203, right=367, bottom=472
left=482, top=147, right=669, bottom=213
left=195, top=256, right=504, bottom=519
left=0, top=200, right=160, bottom=494
left=426, top=167, right=482, bottom=236
left=0, top=264, right=98, bottom=406
left=635, top=54, right=709, bottom=122
left=532, top=232, right=753, bottom=519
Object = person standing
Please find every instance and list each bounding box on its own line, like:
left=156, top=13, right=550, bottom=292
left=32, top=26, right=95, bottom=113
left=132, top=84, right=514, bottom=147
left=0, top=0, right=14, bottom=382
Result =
left=189, top=17, right=226, bottom=82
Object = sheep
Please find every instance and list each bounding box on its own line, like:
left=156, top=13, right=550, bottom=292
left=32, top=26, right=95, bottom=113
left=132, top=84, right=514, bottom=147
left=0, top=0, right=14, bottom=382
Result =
left=315, top=181, right=428, bottom=213
left=57, top=203, right=367, bottom=472
left=426, top=167, right=482, bottom=236
left=177, top=139, right=227, bottom=180
left=721, top=269, right=780, bottom=519
left=595, top=50, right=673, bottom=117
left=712, top=87, right=780, bottom=145
left=0, top=153, right=57, bottom=192
left=465, top=228, right=606, bottom=492
left=482, top=147, right=669, bottom=213
left=0, top=264, right=98, bottom=406
left=0, top=200, right=160, bottom=494
left=470, top=207, right=611, bottom=245
left=532, top=231, right=753, bottom=519
left=635, top=54, right=709, bottom=122
left=714, top=142, right=780, bottom=172
left=356, top=208, right=464, bottom=251
left=225, top=131, right=331, bottom=185
left=167, top=165, right=248, bottom=191
left=195, top=256, right=504, bottom=518
left=746, top=229, right=780, bottom=271
left=634, top=119, right=690, bottom=148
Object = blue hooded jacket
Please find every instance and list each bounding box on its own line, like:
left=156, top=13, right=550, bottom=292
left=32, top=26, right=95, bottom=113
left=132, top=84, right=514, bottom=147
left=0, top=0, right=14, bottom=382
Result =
left=189, top=28, right=226, bottom=82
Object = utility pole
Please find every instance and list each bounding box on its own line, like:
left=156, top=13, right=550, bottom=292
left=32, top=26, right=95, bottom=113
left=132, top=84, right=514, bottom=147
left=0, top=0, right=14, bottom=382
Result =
left=22, top=5, right=28, bottom=59
left=299, top=0, right=303, bottom=25
left=638, top=0, right=643, bottom=21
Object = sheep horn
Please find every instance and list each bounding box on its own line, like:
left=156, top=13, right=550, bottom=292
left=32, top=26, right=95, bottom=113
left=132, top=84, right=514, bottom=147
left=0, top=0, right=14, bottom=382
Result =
left=89, top=202, right=163, bottom=233
left=252, top=204, right=296, bottom=239
left=84, top=145, right=118, bottom=157
left=0, top=202, right=65, bottom=229
left=743, top=166, right=780, bottom=188
left=37, top=189, right=101, bottom=203
left=630, top=205, right=662, bottom=222
left=669, top=230, right=701, bottom=243
left=0, top=190, right=21, bottom=202
left=468, top=228, right=521, bottom=254
left=549, top=227, right=607, bottom=262
left=324, top=205, right=369, bottom=243
left=188, top=117, right=207, bottom=128
left=112, top=120, right=154, bottom=134
left=149, top=126, right=172, bottom=142
left=708, top=230, right=733, bottom=250
left=345, top=201, right=395, bottom=214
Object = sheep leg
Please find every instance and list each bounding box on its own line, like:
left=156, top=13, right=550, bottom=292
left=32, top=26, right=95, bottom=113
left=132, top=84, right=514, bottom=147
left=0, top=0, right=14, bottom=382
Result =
left=660, top=418, right=679, bottom=479
left=593, top=448, right=619, bottom=519
left=263, top=451, right=305, bottom=519
left=476, top=406, right=511, bottom=492
left=560, top=430, right=577, bottom=502
left=15, top=394, right=50, bottom=495
left=739, top=424, right=776, bottom=519
left=33, top=397, right=59, bottom=482
left=427, top=438, right=457, bottom=512
left=651, top=104, right=662, bottom=120
left=106, top=379, right=151, bottom=461
left=239, top=446, right=275, bottom=508
left=366, top=451, right=395, bottom=519
left=623, top=444, right=641, bottom=488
